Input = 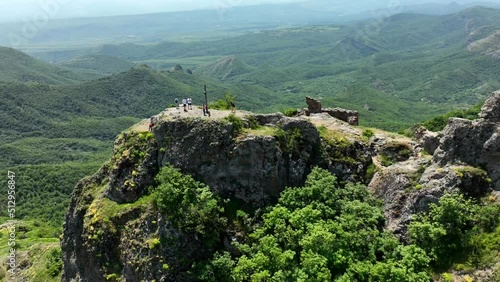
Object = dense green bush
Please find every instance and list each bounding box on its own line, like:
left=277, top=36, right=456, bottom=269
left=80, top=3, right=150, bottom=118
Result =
left=201, top=168, right=430, bottom=281
left=281, top=108, right=298, bottom=117
left=409, top=193, right=500, bottom=269
left=153, top=165, right=226, bottom=244
left=421, top=103, right=482, bottom=132
left=224, top=114, right=244, bottom=135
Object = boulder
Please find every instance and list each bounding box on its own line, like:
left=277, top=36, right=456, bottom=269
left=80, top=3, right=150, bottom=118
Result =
left=414, top=126, right=441, bottom=155
left=323, top=108, right=359, bottom=126
left=479, top=90, right=500, bottom=122
left=433, top=117, right=499, bottom=190
left=306, top=96, right=322, bottom=113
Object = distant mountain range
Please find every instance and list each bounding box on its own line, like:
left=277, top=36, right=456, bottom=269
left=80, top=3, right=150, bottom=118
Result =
left=1, top=0, right=500, bottom=52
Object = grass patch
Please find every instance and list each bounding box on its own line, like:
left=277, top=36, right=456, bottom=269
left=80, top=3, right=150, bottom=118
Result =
left=317, top=125, right=352, bottom=148
left=380, top=154, right=394, bottom=167
left=243, top=126, right=278, bottom=136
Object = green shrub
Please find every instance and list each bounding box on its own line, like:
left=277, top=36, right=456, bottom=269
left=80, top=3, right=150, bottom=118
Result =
left=275, top=128, right=303, bottom=153
left=230, top=168, right=430, bottom=281
left=379, top=154, right=394, bottom=167
left=409, top=193, right=500, bottom=269
left=281, top=108, right=298, bottom=117
left=224, top=114, right=244, bottom=135
left=245, top=115, right=260, bottom=130
left=442, top=273, right=453, bottom=282
left=45, top=247, right=63, bottom=277
left=153, top=165, right=226, bottom=245
left=365, top=163, right=378, bottom=182
left=209, top=93, right=236, bottom=110
left=421, top=103, right=482, bottom=132
left=362, top=129, right=375, bottom=139
left=195, top=252, right=235, bottom=282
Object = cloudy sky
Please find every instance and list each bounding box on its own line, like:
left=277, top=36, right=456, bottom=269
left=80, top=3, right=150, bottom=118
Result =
left=0, top=0, right=304, bottom=22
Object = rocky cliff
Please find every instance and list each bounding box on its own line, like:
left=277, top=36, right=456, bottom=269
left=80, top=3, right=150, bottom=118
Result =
left=61, top=110, right=377, bottom=281
left=61, top=92, right=499, bottom=281
left=370, top=91, right=499, bottom=241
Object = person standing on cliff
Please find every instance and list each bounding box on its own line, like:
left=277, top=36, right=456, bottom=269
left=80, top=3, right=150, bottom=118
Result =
left=182, top=98, right=187, bottom=112
left=188, top=97, right=193, bottom=110
left=231, top=101, right=236, bottom=113
left=174, top=98, right=179, bottom=109
left=148, top=117, right=155, bottom=131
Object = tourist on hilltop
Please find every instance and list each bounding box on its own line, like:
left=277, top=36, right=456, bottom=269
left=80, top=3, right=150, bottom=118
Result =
left=188, top=97, right=193, bottom=110
left=148, top=117, right=155, bottom=131
left=203, top=104, right=207, bottom=116
left=174, top=98, right=179, bottom=109
left=182, top=98, right=187, bottom=112
left=231, top=101, right=236, bottom=113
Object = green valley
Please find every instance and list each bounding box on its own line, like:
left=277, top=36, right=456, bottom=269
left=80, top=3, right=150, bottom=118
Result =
left=0, top=3, right=499, bottom=281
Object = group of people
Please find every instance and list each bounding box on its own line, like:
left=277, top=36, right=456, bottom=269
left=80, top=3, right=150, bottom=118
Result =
left=173, top=97, right=213, bottom=117
left=174, top=98, right=193, bottom=112
left=149, top=97, right=238, bottom=131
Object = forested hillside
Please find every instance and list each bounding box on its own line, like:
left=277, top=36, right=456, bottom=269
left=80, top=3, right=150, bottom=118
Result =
left=81, top=7, right=500, bottom=130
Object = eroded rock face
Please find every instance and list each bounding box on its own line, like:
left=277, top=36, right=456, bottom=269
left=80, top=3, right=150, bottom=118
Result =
left=153, top=117, right=325, bottom=207
left=433, top=117, right=500, bottom=190
left=371, top=90, right=500, bottom=240
left=414, top=126, right=441, bottom=155
left=106, top=132, right=159, bottom=203
left=370, top=163, right=491, bottom=242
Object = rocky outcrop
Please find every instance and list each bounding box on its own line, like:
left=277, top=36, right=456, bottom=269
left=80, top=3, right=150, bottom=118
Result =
left=370, top=91, right=499, bottom=239
left=304, top=97, right=359, bottom=126
left=414, top=126, right=441, bottom=155
left=152, top=116, right=370, bottom=207
left=370, top=163, right=492, bottom=241
left=61, top=113, right=374, bottom=281
left=479, top=90, right=500, bottom=122
left=306, top=96, right=322, bottom=113
left=61, top=91, right=499, bottom=281
left=433, top=91, right=500, bottom=190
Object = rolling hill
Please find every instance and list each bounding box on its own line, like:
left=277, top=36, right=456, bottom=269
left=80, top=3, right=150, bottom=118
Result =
left=83, top=7, right=500, bottom=131
left=0, top=46, right=99, bottom=84
left=196, top=56, right=255, bottom=80
left=58, top=54, right=136, bottom=75
left=0, top=62, right=277, bottom=227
